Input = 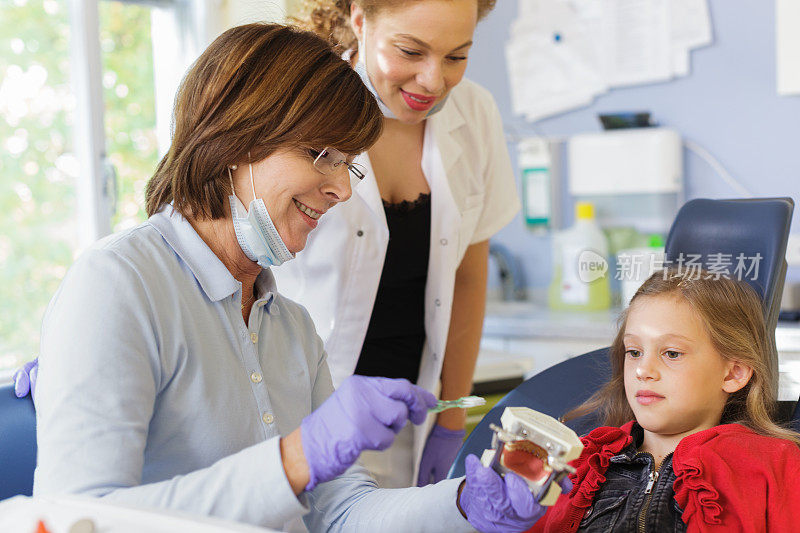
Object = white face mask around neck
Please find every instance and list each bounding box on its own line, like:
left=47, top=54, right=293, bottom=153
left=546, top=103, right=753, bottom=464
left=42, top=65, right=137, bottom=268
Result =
left=227, top=160, right=294, bottom=269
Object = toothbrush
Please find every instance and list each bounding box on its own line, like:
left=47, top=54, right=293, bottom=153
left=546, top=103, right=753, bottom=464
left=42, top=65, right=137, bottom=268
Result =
left=429, top=395, right=486, bottom=413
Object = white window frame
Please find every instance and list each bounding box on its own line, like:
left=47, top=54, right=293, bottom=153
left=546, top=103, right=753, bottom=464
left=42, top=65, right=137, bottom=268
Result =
left=0, top=0, right=289, bottom=381
left=68, top=0, right=290, bottom=249
left=0, top=0, right=201, bottom=383
left=70, top=0, right=109, bottom=248
left=68, top=0, right=203, bottom=249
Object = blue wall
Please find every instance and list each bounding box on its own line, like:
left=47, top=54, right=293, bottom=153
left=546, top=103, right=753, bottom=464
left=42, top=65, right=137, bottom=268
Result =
left=467, top=0, right=800, bottom=289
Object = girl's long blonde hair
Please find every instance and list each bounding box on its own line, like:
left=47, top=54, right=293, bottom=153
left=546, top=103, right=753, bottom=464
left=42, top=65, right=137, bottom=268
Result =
left=565, top=269, right=800, bottom=446
left=292, top=0, right=496, bottom=53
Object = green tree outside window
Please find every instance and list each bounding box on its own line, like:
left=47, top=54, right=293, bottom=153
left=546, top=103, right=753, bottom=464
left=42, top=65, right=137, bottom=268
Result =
left=1, top=0, right=158, bottom=373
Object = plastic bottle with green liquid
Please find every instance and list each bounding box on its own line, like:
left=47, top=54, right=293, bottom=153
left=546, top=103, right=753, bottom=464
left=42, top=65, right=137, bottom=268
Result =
left=548, top=202, right=611, bottom=310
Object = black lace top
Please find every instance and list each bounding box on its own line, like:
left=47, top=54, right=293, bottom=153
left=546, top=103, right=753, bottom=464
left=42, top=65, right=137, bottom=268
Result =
left=355, top=193, right=431, bottom=383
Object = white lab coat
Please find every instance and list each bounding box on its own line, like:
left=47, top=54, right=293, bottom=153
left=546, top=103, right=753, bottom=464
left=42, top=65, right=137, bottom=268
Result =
left=273, top=79, right=520, bottom=484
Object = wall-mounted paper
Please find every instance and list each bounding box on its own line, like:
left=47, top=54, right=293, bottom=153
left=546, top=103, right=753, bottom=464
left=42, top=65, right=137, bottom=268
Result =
left=671, top=0, right=713, bottom=76
left=777, top=0, right=800, bottom=96
left=599, top=0, right=672, bottom=87
left=506, top=0, right=714, bottom=121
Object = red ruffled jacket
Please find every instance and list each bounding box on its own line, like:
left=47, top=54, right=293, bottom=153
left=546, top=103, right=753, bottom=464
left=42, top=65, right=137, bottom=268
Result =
left=527, top=422, right=800, bottom=532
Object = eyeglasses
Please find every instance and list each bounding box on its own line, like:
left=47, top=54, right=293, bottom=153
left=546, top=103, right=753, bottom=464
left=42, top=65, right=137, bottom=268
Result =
left=310, top=147, right=366, bottom=189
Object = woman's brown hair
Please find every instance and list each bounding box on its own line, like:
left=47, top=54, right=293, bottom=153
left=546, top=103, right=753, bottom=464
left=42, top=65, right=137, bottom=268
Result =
left=565, top=269, right=800, bottom=446
left=293, top=0, right=496, bottom=54
left=145, top=23, right=383, bottom=219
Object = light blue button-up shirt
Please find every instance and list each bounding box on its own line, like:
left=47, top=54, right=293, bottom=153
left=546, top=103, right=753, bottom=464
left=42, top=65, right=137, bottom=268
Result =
left=33, top=208, right=473, bottom=532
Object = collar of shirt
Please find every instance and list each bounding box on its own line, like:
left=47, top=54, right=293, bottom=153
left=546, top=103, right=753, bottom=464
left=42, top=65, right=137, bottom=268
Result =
left=610, top=423, right=647, bottom=463
left=148, top=206, right=279, bottom=314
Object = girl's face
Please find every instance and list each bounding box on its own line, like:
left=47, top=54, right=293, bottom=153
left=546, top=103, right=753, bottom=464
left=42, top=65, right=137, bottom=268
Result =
left=623, top=293, right=752, bottom=443
left=230, top=148, right=352, bottom=254
left=351, top=0, right=478, bottom=124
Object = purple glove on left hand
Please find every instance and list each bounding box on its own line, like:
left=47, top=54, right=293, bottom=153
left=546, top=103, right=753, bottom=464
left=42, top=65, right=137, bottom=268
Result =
left=459, top=454, right=572, bottom=533
left=416, top=423, right=465, bottom=486
left=13, top=358, right=38, bottom=399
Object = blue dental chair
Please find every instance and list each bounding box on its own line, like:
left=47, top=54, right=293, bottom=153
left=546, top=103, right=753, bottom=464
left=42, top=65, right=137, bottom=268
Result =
left=449, top=197, right=796, bottom=478
left=0, top=383, right=36, bottom=500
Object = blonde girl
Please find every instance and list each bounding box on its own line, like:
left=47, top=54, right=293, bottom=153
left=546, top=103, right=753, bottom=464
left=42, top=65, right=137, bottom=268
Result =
left=530, top=269, right=800, bottom=532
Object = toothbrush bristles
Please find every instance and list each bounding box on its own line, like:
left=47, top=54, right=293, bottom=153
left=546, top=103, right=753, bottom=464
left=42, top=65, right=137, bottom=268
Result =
left=429, top=395, right=487, bottom=413
left=459, top=396, right=486, bottom=408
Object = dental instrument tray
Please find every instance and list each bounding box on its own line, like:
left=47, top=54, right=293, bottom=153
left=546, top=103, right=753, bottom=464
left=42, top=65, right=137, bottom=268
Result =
left=480, top=407, right=584, bottom=506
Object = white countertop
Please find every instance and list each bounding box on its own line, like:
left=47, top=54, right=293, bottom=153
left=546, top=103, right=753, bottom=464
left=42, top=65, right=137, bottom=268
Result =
left=476, top=301, right=800, bottom=401
left=482, top=301, right=618, bottom=341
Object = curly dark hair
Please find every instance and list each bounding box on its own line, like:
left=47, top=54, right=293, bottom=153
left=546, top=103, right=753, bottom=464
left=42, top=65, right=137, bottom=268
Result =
left=292, top=0, right=496, bottom=54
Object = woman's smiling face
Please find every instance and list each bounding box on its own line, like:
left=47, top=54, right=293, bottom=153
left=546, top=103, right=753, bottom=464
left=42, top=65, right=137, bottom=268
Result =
left=230, top=148, right=352, bottom=254
left=351, top=0, right=478, bottom=124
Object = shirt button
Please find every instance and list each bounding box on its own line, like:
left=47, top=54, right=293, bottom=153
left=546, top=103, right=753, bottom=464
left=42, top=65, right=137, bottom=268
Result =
left=250, top=332, right=258, bottom=343
left=433, top=352, right=439, bottom=360
left=250, top=371, right=262, bottom=383
left=262, top=412, right=274, bottom=424
left=357, top=230, right=364, bottom=237
left=435, top=299, right=441, bottom=306
left=440, top=238, right=448, bottom=245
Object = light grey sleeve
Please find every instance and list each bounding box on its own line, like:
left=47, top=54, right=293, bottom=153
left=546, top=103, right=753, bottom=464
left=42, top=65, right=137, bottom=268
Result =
left=305, top=471, right=475, bottom=533
left=300, top=336, right=475, bottom=532
left=33, top=248, right=307, bottom=528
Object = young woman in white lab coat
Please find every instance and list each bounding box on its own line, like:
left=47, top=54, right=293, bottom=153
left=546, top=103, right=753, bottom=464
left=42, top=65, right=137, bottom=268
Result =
left=281, top=0, right=520, bottom=488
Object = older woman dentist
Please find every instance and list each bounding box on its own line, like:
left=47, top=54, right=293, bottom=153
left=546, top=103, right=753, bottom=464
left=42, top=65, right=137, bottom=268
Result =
left=280, top=0, right=520, bottom=489
left=25, top=22, right=550, bottom=533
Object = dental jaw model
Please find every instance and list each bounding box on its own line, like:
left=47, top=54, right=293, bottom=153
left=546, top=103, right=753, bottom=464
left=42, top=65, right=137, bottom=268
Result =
left=481, top=407, right=584, bottom=506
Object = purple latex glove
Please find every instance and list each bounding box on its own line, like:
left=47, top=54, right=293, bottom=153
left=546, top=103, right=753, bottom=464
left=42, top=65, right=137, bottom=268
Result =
left=13, top=358, right=38, bottom=399
left=417, top=424, right=466, bottom=486
left=300, top=375, right=437, bottom=491
left=459, top=454, right=573, bottom=533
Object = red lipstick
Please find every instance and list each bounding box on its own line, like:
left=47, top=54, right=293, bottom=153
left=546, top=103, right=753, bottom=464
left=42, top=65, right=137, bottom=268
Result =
left=400, top=89, right=436, bottom=111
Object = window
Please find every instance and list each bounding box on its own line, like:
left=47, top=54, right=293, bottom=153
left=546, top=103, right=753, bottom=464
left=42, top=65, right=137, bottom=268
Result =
left=1, top=0, right=197, bottom=377
left=99, top=0, right=160, bottom=231
left=0, top=0, right=77, bottom=375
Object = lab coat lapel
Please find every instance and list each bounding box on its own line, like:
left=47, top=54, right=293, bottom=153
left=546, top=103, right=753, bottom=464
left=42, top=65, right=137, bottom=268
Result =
left=431, top=99, right=466, bottom=177
left=423, top=116, right=461, bottom=327
left=352, top=150, right=388, bottom=229
left=411, top=115, right=465, bottom=483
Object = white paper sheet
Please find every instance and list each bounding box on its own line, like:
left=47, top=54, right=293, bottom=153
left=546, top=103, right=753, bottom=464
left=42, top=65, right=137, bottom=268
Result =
left=505, top=0, right=714, bottom=120
left=672, top=45, right=690, bottom=77
left=505, top=0, right=607, bottom=121
left=777, top=0, right=800, bottom=95
left=670, top=0, right=713, bottom=49
left=670, top=0, right=713, bottom=77
left=599, top=0, right=672, bottom=87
